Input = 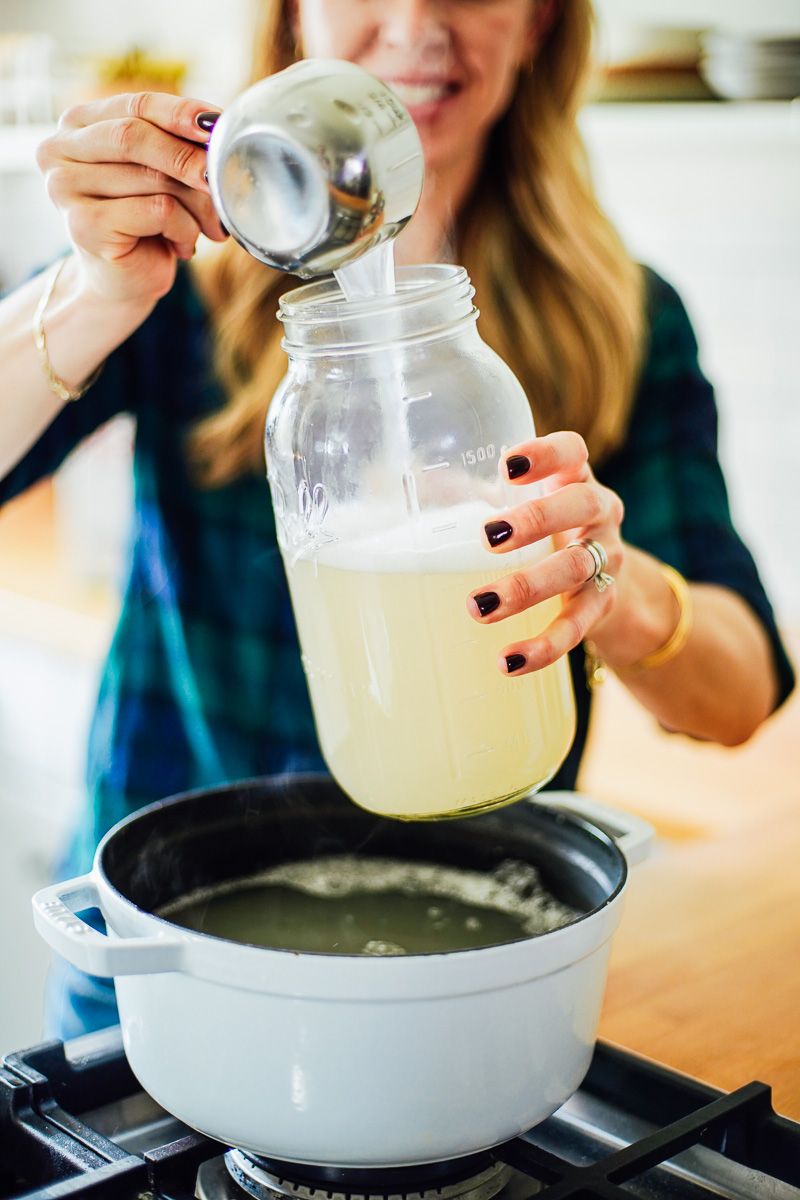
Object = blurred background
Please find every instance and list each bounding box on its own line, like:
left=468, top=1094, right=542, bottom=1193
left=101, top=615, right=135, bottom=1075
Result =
left=0, top=0, right=798, bottom=1053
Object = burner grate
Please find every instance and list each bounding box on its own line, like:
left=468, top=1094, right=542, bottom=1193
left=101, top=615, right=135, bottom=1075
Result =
left=496, top=1077, right=799, bottom=1197
left=2, top=1036, right=800, bottom=1200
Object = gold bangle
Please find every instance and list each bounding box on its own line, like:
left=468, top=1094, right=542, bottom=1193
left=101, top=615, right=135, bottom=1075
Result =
left=620, top=562, right=694, bottom=673
left=583, top=563, right=693, bottom=687
left=32, top=258, right=104, bottom=402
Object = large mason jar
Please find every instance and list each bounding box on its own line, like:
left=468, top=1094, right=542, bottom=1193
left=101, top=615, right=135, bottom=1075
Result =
left=265, top=265, right=576, bottom=819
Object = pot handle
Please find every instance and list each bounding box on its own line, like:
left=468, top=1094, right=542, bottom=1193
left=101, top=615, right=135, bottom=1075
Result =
left=542, top=791, right=654, bottom=866
left=32, top=875, right=186, bottom=977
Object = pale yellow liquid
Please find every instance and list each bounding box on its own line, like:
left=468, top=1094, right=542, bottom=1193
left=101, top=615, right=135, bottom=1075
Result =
left=286, top=555, right=576, bottom=819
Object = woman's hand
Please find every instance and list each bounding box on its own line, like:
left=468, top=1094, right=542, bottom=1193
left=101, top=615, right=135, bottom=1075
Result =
left=36, top=92, right=229, bottom=310
left=466, top=430, right=780, bottom=745
left=466, top=431, right=625, bottom=675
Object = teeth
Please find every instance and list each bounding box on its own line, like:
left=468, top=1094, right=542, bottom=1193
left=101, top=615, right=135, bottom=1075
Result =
left=387, top=82, right=447, bottom=107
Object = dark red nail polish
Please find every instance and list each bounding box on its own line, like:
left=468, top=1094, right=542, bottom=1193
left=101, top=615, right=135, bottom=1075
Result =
left=506, top=454, right=530, bottom=480
left=195, top=111, right=221, bottom=132
left=505, top=653, right=526, bottom=673
left=485, top=520, right=513, bottom=547
left=474, top=591, right=500, bottom=616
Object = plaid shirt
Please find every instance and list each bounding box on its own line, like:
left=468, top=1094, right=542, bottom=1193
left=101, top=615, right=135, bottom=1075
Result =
left=2, top=265, right=793, bottom=879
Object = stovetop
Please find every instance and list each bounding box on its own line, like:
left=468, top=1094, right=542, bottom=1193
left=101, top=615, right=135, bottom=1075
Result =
left=1, top=1028, right=799, bottom=1200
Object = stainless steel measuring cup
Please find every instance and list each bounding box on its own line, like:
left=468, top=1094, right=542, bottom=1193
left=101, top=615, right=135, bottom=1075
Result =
left=205, top=59, right=424, bottom=279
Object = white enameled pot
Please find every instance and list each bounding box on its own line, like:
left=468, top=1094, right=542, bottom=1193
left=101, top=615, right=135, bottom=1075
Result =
left=32, top=776, right=652, bottom=1168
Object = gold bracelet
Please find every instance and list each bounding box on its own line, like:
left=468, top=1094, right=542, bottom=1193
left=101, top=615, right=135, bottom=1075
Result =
left=583, top=562, right=693, bottom=687
left=32, top=258, right=104, bottom=402
left=619, top=562, right=694, bottom=673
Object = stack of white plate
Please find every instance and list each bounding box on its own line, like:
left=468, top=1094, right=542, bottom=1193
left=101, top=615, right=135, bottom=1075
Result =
left=700, top=31, right=800, bottom=100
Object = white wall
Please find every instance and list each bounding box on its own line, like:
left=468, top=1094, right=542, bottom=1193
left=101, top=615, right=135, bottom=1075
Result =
left=579, top=102, right=800, bottom=628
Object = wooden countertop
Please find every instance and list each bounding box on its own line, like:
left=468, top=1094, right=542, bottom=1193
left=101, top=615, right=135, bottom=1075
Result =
left=579, top=650, right=800, bottom=1121
left=0, top=479, right=117, bottom=658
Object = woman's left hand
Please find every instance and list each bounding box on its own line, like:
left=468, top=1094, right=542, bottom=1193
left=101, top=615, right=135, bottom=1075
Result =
left=467, top=431, right=624, bottom=675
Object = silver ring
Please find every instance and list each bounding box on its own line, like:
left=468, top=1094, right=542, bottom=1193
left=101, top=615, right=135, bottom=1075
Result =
left=566, top=539, right=615, bottom=593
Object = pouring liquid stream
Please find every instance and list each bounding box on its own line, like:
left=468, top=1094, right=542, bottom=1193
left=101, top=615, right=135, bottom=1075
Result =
left=333, top=241, right=396, bottom=300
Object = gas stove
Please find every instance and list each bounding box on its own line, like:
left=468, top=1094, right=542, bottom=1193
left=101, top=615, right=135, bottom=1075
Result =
left=1, top=1029, right=799, bottom=1200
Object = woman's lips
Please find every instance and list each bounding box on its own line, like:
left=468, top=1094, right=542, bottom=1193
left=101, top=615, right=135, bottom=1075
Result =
left=384, top=79, right=458, bottom=118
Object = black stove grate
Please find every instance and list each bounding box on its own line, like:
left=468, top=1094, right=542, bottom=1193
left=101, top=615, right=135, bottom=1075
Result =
left=0, top=1037, right=207, bottom=1200
left=1, top=1036, right=799, bottom=1200
left=498, top=1078, right=785, bottom=1197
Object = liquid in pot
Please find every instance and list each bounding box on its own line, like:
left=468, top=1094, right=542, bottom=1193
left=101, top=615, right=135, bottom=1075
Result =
left=157, top=854, right=580, bottom=955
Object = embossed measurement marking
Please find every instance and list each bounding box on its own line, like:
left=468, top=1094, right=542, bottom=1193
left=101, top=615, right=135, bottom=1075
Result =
left=402, top=472, right=419, bottom=516
left=402, top=391, right=432, bottom=403
left=432, top=522, right=458, bottom=534
left=421, top=461, right=450, bottom=472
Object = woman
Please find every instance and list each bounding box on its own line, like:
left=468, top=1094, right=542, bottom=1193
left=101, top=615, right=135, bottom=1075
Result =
left=0, top=0, right=793, bottom=1036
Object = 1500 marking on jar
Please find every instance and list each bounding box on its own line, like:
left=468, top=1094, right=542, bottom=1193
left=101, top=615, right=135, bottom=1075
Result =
left=461, top=444, right=496, bottom=467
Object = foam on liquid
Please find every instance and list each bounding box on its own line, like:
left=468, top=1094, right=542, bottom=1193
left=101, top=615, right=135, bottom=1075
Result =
left=158, top=854, right=581, bottom=956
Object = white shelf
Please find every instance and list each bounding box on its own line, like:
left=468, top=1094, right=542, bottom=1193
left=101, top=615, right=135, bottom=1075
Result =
left=594, top=0, right=800, bottom=35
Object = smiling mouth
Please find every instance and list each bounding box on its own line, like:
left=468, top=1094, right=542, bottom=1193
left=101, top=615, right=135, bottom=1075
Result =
left=384, top=80, right=457, bottom=108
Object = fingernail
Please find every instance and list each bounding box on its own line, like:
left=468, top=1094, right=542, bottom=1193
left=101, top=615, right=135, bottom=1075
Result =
left=473, top=591, right=500, bottom=617
left=195, top=111, right=221, bottom=132
left=203, top=170, right=208, bottom=183
left=505, top=653, right=526, bottom=673
left=506, top=454, right=531, bottom=480
left=484, top=520, right=513, bottom=547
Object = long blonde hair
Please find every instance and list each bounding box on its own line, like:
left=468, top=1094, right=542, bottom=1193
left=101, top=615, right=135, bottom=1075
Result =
left=190, top=0, right=644, bottom=487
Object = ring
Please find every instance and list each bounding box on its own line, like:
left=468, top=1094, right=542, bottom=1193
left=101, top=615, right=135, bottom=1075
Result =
left=566, top=539, right=615, bottom=593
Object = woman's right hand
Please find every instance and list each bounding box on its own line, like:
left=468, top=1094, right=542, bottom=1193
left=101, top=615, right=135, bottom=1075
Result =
left=36, top=92, right=229, bottom=310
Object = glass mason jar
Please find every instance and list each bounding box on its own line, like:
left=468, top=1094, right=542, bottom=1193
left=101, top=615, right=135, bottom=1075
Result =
left=265, top=265, right=576, bottom=819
